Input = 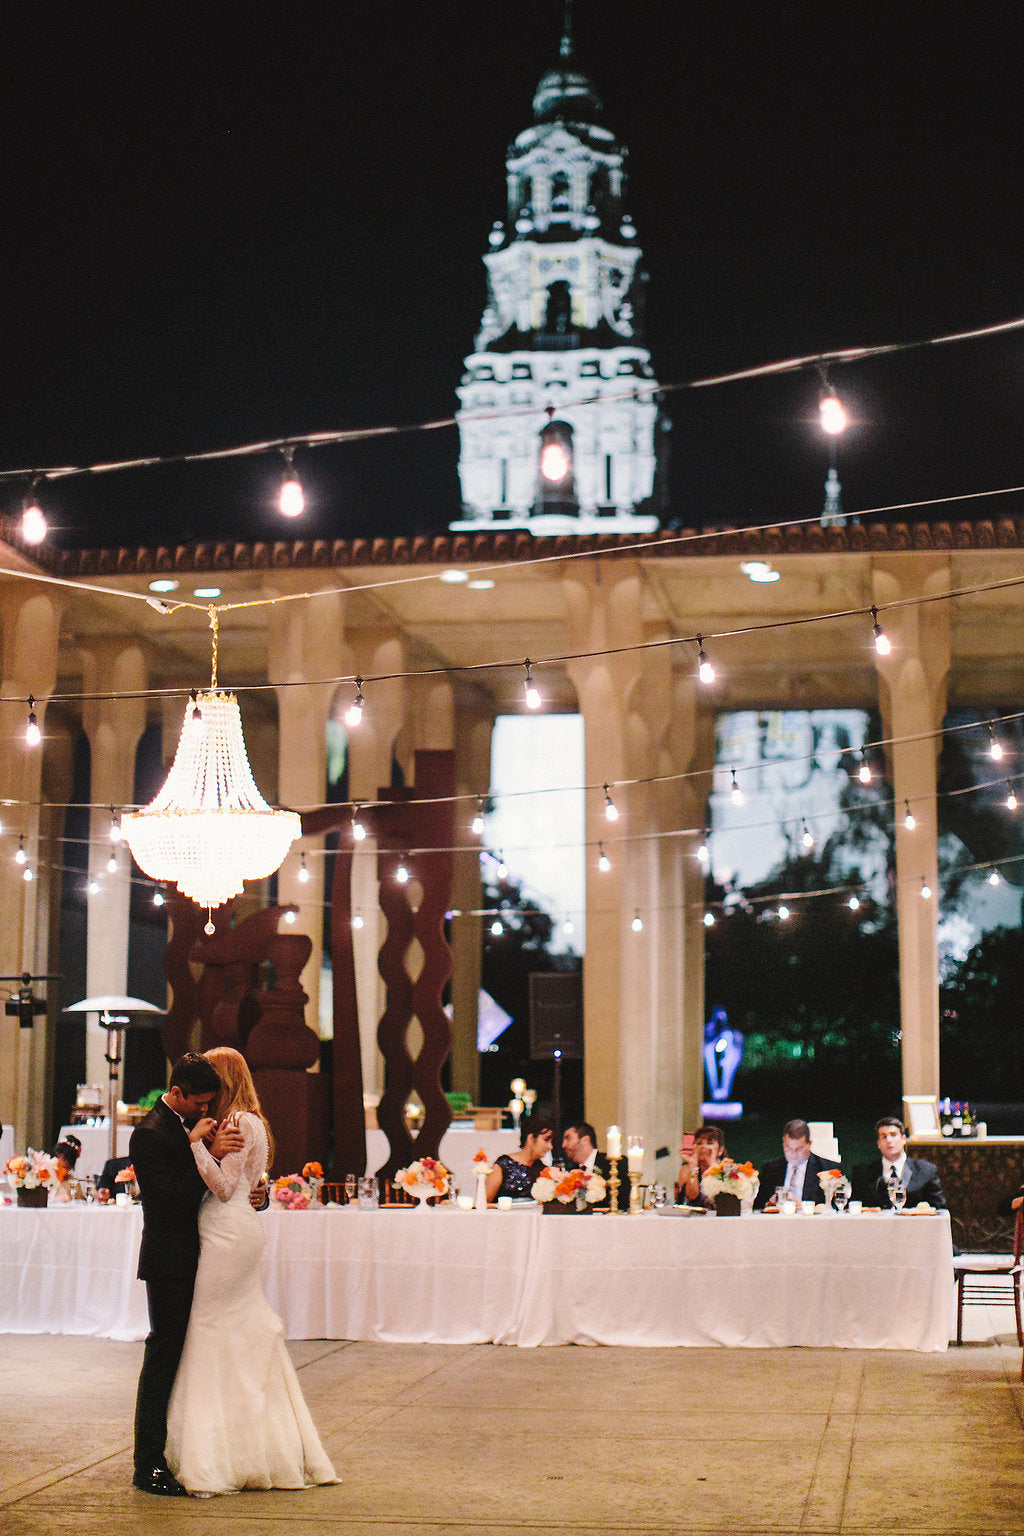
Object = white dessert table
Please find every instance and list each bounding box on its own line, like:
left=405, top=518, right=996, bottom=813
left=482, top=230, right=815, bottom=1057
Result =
left=0, top=1204, right=954, bottom=1351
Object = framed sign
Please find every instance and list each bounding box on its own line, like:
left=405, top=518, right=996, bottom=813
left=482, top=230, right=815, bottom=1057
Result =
left=903, top=1095, right=940, bottom=1137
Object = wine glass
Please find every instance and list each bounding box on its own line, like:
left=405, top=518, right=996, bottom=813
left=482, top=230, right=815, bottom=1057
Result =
left=344, top=1173, right=357, bottom=1207
left=891, top=1180, right=907, bottom=1214
left=832, top=1178, right=850, bottom=1213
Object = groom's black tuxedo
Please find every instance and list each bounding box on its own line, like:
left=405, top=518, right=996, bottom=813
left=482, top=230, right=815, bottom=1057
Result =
left=130, top=1098, right=209, bottom=1475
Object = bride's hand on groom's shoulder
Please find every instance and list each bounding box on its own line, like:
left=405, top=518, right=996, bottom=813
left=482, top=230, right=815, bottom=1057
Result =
left=206, top=1121, right=246, bottom=1157
left=189, top=1116, right=218, bottom=1144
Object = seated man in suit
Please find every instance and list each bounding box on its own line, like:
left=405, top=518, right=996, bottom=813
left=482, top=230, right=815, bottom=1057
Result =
left=754, top=1118, right=841, bottom=1209
left=852, top=1116, right=947, bottom=1209
left=674, top=1125, right=726, bottom=1207
left=562, top=1121, right=627, bottom=1211
left=96, top=1155, right=132, bottom=1202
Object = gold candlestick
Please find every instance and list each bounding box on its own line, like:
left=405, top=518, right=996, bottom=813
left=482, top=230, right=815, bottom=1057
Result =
left=628, top=1169, right=643, bottom=1215
left=607, top=1158, right=622, bottom=1214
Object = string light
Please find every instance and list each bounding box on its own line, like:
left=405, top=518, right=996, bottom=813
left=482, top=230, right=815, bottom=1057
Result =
left=631, top=910, right=644, bottom=932
left=278, top=446, right=304, bottom=518
left=297, top=853, right=311, bottom=883
left=703, top=911, right=716, bottom=927
left=20, top=484, right=47, bottom=545
left=920, top=878, right=932, bottom=900
left=818, top=389, right=847, bottom=435
left=496, top=851, right=508, bottom=879
left=23, top=865, right=33, bottom=883
left=778, top=905, right=790, bottom=920
left=351, top=807, right=367, bottom=841
left=988, top=870, right=1000, bottom=886
left=283, top=908, right=297, bottom=924
left=523, top=659, right=541, bottom=710
left=106, top=853, right=118, bottom=874
left=730, top=770, right=743, bottom=806
left=88, top=879, right=100, bottom=896
left=153, top=890, right=165, bottom=907
left=848, top=893, right=861, bottom=910
left=904, top=801, right=916, bottom=830
left=395, top=862, right=410, bottom=884
left=490, top=918, right=504, bottom=936
left=25, top=697, right=40, bottom=747
left=987, top=724, right=1004, bottom=761
left=15, top=836, right=27, bottom=865
left=351, top=910, right=365, bottom=929
left=1006, top=788, right=1018, bottom=811
left=696, top=833, right=710, bottom=866
left=539, top=440, right=570, bottom=482
left=870, top=606, right=891, bottom=657
left=109, top=808, right=122, bottom=844
left=603, top=785, right=619, bottom=822
left=597, top=843, right=611, bottom=872
left=801, top=820, right=814, bottom=850
left=562, top=916, right=574, bottom=935
left=696, top=636, right=715, bottom=685
left=345, top=678, right=365, bottom=727
left=471, top=799, right=485, bottom=835
left=858, top=752, right=872, bottom=785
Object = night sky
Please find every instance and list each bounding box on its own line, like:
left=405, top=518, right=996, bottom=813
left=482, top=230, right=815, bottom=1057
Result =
left=2, top=2, right=1022, bottom=550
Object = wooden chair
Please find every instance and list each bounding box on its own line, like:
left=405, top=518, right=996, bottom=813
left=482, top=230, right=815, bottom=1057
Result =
left=952, top=1204, right=1023, bottom=1346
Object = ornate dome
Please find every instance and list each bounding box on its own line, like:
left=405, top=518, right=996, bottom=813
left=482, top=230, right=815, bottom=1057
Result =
left=532, top=64, right=602, bottom=124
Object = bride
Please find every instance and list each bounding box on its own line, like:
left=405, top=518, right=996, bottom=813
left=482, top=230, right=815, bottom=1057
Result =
left=165, top=1046, right=338, bottom=1497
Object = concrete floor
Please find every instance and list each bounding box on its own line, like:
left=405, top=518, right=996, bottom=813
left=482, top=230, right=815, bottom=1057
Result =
left=2, top=1302, right=1022, bottom=1536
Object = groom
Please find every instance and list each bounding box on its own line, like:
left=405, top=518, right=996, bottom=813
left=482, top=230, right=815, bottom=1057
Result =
left=130, top=1052, right=244, bottom=1496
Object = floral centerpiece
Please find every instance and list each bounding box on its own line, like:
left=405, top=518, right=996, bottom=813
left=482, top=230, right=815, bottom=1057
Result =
left=114, top=1163, right=139, bottom=1201
left=271, top=1173, right=313, bottom=1210
left=531, top=1165, right=607, bottom=1211
left=4, top=1150, right=60, bottom=1206
left=701, top=1159, right=759, bottom=1214
left=818, top=1167, right=848, bottom=1209
left=302, top=1162, right=324, bottom=1204
left=394, top=1157, right=450, bottom=1207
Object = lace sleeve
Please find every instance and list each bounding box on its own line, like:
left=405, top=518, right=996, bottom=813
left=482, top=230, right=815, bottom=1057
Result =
left=192, top=1114, right=257, bottom=1203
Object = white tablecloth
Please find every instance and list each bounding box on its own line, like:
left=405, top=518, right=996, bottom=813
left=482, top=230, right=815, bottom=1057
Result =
left=0, top=1206, right=954, bottom=1351
left=57, top=1123, right=133, bottom=1178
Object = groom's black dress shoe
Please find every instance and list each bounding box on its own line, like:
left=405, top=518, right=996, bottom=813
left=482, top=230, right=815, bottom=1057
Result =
left=133, top=1466, right=188, bottom=1497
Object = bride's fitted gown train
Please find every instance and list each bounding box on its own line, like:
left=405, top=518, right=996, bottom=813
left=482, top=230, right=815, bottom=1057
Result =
left=166, top=1112, right=337, bottom=1496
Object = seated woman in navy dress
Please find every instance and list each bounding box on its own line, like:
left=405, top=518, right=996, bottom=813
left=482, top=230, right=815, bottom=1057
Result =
left=485, top=1115, right=554, bottom=1202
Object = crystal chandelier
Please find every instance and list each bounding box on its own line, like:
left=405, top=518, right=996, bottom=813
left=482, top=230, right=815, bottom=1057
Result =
left=122, top=612, right=300, bottom=922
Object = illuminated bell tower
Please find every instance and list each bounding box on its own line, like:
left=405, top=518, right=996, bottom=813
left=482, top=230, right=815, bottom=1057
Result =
left=451, top=14, right=662, bottom=534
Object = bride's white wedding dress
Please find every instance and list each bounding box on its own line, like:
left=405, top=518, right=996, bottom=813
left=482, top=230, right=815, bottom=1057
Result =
left=166, top=1112, right=338, bottom=1496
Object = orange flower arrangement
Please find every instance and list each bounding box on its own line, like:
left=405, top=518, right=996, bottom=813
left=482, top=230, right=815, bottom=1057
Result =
left=700, top=1159, right=759, bottom=1203
left=531, top=1165, right=607, bottom=1205
left=302, top=1162, right=323, bottom=1180
left=395, top=1157, right=451, bottom=1199
left=472, top=1148, right=489, bottom=1164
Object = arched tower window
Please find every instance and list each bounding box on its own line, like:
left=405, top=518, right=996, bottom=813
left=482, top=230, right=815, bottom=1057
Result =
left=544, top=280, right=573, bottom=338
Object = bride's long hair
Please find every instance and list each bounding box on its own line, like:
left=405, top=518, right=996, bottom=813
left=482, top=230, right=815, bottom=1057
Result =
left=204, top=1047, right=275, bottom=1167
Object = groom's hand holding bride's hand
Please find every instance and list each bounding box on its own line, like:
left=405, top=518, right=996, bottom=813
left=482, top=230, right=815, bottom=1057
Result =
left=188, top=1118, right=246, bottom=1158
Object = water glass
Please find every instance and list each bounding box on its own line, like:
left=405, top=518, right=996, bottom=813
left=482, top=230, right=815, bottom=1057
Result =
left=358, top=1175, right=379, bottom=1210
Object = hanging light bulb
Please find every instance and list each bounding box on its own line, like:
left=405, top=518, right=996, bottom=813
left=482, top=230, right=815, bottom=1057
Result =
left=778, top=904, right=790, bottom=921
left=396, top=862, right=410, bottom=884
left=870, top=606, right=891, bottom=657
left=87, top=878, right=100, bottom=895
left=153, top=889, right=165, bottom=907
left=20, top=484, right=47, bottom=545
left=297, top=853, right=311, bottom=883
left=1006, top=787, right=1018, bottom=811
left=730, top=769, right=743, bottom=805
left=109, top=808, right=123, bottom=844
left=23, top=865, right=33, bottom=883
left=523, top=659, right=541, bottom=710
left=696, top=636, right=715, bottom=685
left=631, top=910, right=644, bottom=932
left=858, top=752, right=872, bottom=785
left=107, top=853, right=118, bottom=874
left=25, top=696, right=40, bottom=747
left=597, top=843, right=611, bottom=872
left=988, top=724, right=1004, bottom=761
left=351, top=910, right=365, bottom=930
left=472, top=799, right=485, bottom=836
left=603, top=785, right=619, bottom=822
left=15, top=836, right=26, bottom=865
left=345, top=678, right=365, bottom=728
left=278, top=445, right=304, bottom=517
left=988, top=870, right=1000, bottom=886
left=848, top=893, right=861, bottom=911
left=562, top=916, right=574, bottom=935
left=283, top=908, right=297, bottom=924
left=904, top=801, right=916, bottom=831
left=696, top=833, right=710, bottom=866
left=819, top=390, right=847, bottom=435
left=920, top=878, right=932, bottom=900
left=801, top=820, right=814, bottom=850
left=539, top=440, right=570, bottom=481
left=703, top=911, right=716, bottom=927
left=351, top=806, right=367, bottom=841
left=490, top=918, right=504, bottom=937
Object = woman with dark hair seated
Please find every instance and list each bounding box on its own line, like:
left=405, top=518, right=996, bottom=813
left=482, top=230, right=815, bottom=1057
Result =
left=50, top=1133, right=82, bottom=1200
left=485, top=1114, right=554, bottom=1202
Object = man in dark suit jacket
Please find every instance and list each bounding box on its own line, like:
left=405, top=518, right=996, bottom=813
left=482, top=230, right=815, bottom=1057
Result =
left=130, top=1052, right=242, bottom=1497
left=562, top=1122, right=629, bottom=1212
left=852, top=1116, right=947, bottom=1210
left=753, top=1119, right=842, bottom=1210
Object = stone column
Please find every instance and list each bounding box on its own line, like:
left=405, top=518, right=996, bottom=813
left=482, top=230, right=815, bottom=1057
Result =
left=563, top=565, right=692, bottom=1185
left=269, top=594, right=345, bottom=1036
left=81, top=642, right=148, bottom=1091
left=450, top=696, right=495, bottom=1101
left=873, top=557, right=951, bottom=1101
left=0, top=587, right=64, bottom=1145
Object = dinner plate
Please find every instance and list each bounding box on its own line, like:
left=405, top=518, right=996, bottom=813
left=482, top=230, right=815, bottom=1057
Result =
left=653, top=1204, right=707, bottom=1217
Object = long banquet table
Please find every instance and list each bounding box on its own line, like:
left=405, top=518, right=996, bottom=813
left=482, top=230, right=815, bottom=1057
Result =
left=0, top=1204, right=954, bottom=1351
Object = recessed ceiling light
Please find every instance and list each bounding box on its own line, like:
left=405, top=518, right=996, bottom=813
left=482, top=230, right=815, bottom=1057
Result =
left=439, top=569, right=469, bottom=584
left=193, top=586, right=221, bottom=599
left=148, top=579, right=179, bottom=593
left=740, top=561, right=781, bottom=584
left=468, top=578, right=495, bottom=590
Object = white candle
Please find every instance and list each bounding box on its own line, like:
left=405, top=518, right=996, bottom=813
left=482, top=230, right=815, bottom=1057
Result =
left=626, top=1136, right=644, bottom=1173
left=606, top=1125, right=622, bottom=1159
